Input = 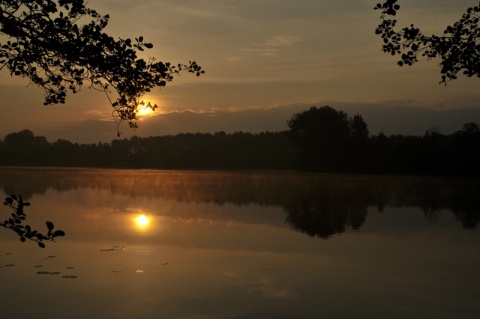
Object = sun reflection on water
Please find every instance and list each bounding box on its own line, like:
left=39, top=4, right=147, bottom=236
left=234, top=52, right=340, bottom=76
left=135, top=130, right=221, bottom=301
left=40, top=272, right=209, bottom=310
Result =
left=133, top=214, right=151, bottom=231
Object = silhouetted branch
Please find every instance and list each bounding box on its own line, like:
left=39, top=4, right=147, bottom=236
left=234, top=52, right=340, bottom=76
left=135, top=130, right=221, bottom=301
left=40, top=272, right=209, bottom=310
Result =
left=1, top=194, right=65, bottom=248
left=0, top=0, right=204, bottom=130
left=375, top=0, right=480, bottom=84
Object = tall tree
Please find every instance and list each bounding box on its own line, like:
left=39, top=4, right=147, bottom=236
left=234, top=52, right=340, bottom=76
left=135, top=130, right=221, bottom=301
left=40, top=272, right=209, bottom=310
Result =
left=374, top=0, right=480, bottom=84
left=287, top=106, right=368, bottom=172
left=3, top=129, right=49, bottom=165
left=0, top=0, right=204, bottom=130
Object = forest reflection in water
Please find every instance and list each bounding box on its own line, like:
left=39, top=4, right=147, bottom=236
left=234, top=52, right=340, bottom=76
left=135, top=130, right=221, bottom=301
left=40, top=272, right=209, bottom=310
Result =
left=1, top=167, right=480, bottom=319
left=0, top=167, right=479, bottom=239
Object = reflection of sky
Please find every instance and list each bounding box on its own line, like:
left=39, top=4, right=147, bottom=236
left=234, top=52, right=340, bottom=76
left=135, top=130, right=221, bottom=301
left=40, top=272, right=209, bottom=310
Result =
left=0, top=172, right=479, bottom=318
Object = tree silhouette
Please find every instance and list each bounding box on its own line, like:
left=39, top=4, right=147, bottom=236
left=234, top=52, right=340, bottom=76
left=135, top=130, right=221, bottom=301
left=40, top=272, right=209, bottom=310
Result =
left=287, top=106, right=369, bottom=172
left=284, top=192, right=368, bottom=239
left=451, top=122, right=480, bottom=175
left=0, top=0, right=204, bottom=130
left=375, top=0, right=480, bottom=84
left=1, top=194, right=65, bottom=248
left=3, top=129, right=49, bottom=165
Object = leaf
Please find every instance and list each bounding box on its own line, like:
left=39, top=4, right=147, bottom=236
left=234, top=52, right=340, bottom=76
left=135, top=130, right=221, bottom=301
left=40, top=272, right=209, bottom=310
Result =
left=46, top=221, right=54, bottom=231
left=38, top=242, right=46, bottom=248
left=5, top=197, right=13, bottom=205
left=53, top=230, right=66, bottom=237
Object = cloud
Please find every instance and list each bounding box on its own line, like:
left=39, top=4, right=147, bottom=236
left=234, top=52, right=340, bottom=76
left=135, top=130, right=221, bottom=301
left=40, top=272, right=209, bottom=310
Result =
left=226, top=56, right=242, bottom=62
left=28, top=101, right=480, bottom=144
left=82, top=109, right=113, bottom=121
left=244, top=35, right=302, bottom=57
left=264, top=35, right=302, bottom=48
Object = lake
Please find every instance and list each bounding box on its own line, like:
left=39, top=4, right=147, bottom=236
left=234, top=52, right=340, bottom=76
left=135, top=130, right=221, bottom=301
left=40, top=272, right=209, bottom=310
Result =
left=0, top=167, right=479, bottom=319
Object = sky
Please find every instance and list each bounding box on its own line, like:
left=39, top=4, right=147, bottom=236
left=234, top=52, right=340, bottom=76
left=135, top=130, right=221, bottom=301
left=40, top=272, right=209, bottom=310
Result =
left=1, top=0, right=480, bottom=143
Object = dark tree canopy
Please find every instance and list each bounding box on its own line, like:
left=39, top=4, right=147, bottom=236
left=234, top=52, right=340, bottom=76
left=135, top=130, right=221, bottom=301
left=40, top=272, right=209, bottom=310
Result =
left=375, top=0, right=480, bottom=84
left=0, top=0, right=204, bottom=130
left=287, top=106, right=369, bottom=172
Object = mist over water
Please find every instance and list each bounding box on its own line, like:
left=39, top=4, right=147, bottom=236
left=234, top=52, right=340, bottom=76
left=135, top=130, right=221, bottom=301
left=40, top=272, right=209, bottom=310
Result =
left=0, top=168, right=479, bottom=319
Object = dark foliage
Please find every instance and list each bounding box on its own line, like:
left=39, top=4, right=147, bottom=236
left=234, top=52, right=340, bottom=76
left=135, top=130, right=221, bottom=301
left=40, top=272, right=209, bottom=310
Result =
left=286, top=106, right=480, bottom=176
left=0, top=0, right=204, bottom=130
left=375, top=0, right=480, bottom=84
left=0, top=130, right=295, bottom=170
left=287, top=106, right=369, bottom=172
left=1, top=194, right=65, bottom=248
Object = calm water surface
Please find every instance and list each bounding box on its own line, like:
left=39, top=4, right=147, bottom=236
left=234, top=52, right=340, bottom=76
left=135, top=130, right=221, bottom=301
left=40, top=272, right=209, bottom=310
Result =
left=0, top=168, right=479, bottom=319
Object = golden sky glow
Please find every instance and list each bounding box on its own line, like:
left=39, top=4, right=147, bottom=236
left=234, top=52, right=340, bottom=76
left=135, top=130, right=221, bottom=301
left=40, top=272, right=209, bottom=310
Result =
left=137, top=107, right=154, bottom=117
left=1, top=0, right=479, bottom=143
left=136, top=101, right=156, bottom=117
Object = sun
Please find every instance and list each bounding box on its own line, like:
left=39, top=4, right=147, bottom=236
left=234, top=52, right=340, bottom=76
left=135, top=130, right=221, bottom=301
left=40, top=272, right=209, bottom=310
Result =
left=136, top=100, right=157, bottom=117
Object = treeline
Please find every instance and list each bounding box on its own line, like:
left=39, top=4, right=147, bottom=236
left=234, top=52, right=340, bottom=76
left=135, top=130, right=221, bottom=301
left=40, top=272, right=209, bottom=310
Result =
left=0, top=106, right=479, bottom=175
left=287, top=106, right=480, bottom=176
left=0, top=130, right=295, bottom=170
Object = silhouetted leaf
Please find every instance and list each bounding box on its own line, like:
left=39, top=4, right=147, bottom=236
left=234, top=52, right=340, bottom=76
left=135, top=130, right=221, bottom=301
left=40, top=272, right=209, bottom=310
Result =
left=53, top=230, right=65, bottom=237
left=46, top=221, right=54, bottom=230
left=375, top=1, right=480, bottom=84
